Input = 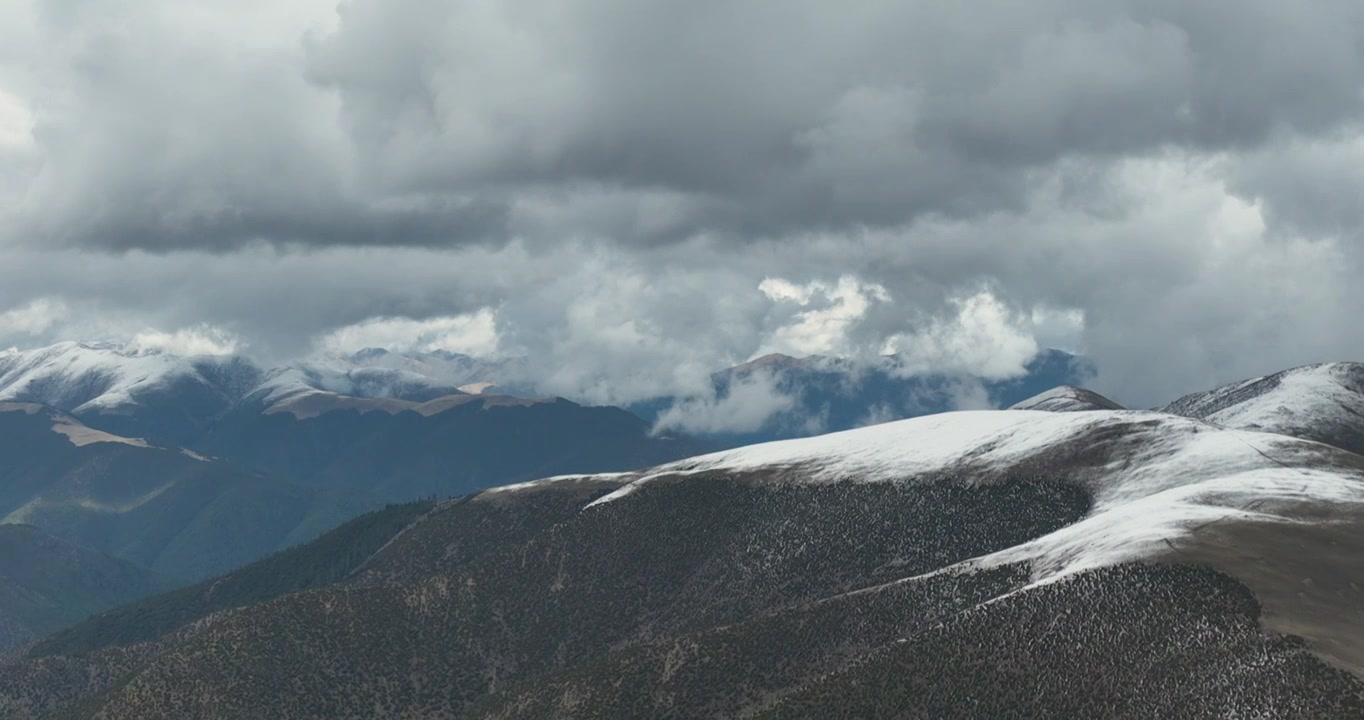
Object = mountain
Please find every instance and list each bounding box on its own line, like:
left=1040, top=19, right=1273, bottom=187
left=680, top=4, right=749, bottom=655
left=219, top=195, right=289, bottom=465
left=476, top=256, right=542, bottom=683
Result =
left=0, top=343, right=262, bottom=445
left=0, top=525, right=173, bottom=654
left=0, top=403, right=373, bottom=580
left=5, top=407, right=1363, bottom=718
left=329, top=347, right=520, bottom=395
left=197, top=393, right=709, bottom=502
left=1010, top=385, right=1124, bottom=412
left=28, top=500, right=436, bottom=660
left=1158, top=362, right=1364, bottom=456
left=0, top=343, right=704, bottom=505
left=0, top=341, right=1096, bottom=452
left=631, top=348, right=1095, bottom=443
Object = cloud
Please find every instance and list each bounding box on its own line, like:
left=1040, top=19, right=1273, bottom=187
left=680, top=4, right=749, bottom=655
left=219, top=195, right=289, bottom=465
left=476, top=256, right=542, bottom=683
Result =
left=0, top=298, right=66, bottom=336
left=757, top=276, right=890, bottom=357
left=318, top=309, right=500, bottom=356
left=0, top=86, right=34, bottom=151
left=1, top=1, right=1364, bottom=408
left=883, top=290, right=1042, bottom=381
left=653, top=371, right=797, bottom=435
left=6, top=0, right=1364, bottom=252
left=130, top=325, right=242, bottom=356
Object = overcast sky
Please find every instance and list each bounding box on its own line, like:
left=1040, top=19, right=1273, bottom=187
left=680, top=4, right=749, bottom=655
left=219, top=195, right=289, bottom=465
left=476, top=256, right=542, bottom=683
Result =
left=2, top=0, right=1364, bottom=407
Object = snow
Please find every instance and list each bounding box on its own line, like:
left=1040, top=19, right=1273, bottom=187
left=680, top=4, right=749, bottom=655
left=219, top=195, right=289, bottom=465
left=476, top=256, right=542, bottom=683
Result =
left=577, top=408, right=1364, bottom=582
left=1009, top=386, right=1121, bottom=412
left=311, top=349, right=511, bottom=393
left=626, top=410, right=1114, bottom=484
left=251, top=363, right=467, bottom=410
left=0, top=342, right=522, bottom=418
left=0, top=342, right=236, bottom=413
left=1188, top=363, right=1364, bottom=434
left=479, top=472, right=635, bottom=496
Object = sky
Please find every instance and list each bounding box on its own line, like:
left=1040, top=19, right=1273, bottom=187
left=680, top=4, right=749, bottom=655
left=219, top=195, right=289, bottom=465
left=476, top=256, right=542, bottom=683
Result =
left=1, top=0, right=1364, bottom=408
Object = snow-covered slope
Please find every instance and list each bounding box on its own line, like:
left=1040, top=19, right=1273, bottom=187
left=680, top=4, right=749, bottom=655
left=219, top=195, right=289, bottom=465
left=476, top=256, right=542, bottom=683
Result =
left=0, top=343, right=258, bottom=415
left=0, top=343, right=263, bottom=443
left=507, top=408, right=1364, bottom=672
left=1158, top=363, right=1364, bottom=456
left=518, top=409, right=1362, bottom=576
left=0, top=343, right=520, bottom=435
left=248, top=364, right=466, bottom=409
left=328, top=348, right=517, bottom=390
left=1009, top=385, right=1123, bottom=412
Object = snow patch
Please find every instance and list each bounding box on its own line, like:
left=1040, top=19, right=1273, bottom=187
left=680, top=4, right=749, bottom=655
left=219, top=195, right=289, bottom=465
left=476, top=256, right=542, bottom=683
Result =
left=577, top=408, right=1364, bottom=584
left=181, top=448, right=212, bottom=462
left=480, top=472, right=635, bottom=496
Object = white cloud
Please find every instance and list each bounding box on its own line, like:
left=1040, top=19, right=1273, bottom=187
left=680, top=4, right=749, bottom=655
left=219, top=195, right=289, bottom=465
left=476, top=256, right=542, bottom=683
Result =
left=130, top=325, right=241, bottom=356
left=318, top=308, right=500, bottom=356
left=0, top=298, right=66, bottom=336
left=653, top=371, right=797, bottom=435
left=883, top=291, right=1041, bottom=380
left=757, top=275, right=890, bottom=357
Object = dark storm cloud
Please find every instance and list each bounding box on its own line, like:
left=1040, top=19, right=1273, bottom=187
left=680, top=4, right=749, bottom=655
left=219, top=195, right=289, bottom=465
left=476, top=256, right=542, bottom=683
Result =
left=303, top=0, right=1364, bottom=241
left=7, top=0, right=1364, bottom=250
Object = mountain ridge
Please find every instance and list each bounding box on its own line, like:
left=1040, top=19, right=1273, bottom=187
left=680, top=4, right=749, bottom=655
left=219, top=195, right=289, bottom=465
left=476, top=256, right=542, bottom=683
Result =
left=5, top=403, right=1364, bottom=717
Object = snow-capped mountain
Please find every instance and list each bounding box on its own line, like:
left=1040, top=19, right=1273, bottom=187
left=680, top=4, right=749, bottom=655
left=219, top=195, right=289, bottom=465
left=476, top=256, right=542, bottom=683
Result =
left=0, top=342, right=263, bottom=443
left=247, top=364, right=465, bottom=409
left=1010, top=385, right=1124, bottom=412
left=1158, top=362, right=1364, bottom=456
left=0, top=343, right=520, bottom=443
left=329, top=347, right=518, bottom=393
left=0, top=342, right=1100, bottom=450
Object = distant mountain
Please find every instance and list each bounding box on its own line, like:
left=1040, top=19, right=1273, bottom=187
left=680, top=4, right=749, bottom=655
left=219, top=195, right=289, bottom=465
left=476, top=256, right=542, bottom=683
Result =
left=1010, top=385, right=1124, bottom=412
left=329, top=347, right=519, bottom=394
left=0, top=343, right=262, bottom=445
left=0, top=403, right=373, bottom=580
left=0, top=344, right=514, bottom=445
left=0, top=342, right=1096, bottom=451
left=6, top=407, right=1362, bottom=718
left=29, top=500, right=436, bottom=660
left=197, top=394, right=710, bottom=502
left=631, top=348, right=1094, bottom=443
left=1158, top=362, right=1364, bottom=456
left=0, top=524, right=172, bottom=654
left=0, top=343, right=703, bottom=504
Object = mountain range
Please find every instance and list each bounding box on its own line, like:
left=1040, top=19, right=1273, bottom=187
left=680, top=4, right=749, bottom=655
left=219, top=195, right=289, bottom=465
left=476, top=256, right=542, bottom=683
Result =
left=0, top=402, right=372, bottom=584
left=2, top=360, right=1363, bottom=717
left=0, top=344, right=710, bottom=589
left=0, top=342, right=1092, bottom=446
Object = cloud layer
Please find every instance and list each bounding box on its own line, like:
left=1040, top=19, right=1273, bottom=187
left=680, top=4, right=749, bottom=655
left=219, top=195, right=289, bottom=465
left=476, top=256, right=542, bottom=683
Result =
left=2, top=0, right=1364, bottom=407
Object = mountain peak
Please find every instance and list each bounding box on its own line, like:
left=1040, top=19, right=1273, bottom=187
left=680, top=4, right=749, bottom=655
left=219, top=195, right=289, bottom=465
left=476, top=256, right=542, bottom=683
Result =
left=1010, top=385, right=1124, bottom=412
left=1158, top=361, right=1364, bottom=455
